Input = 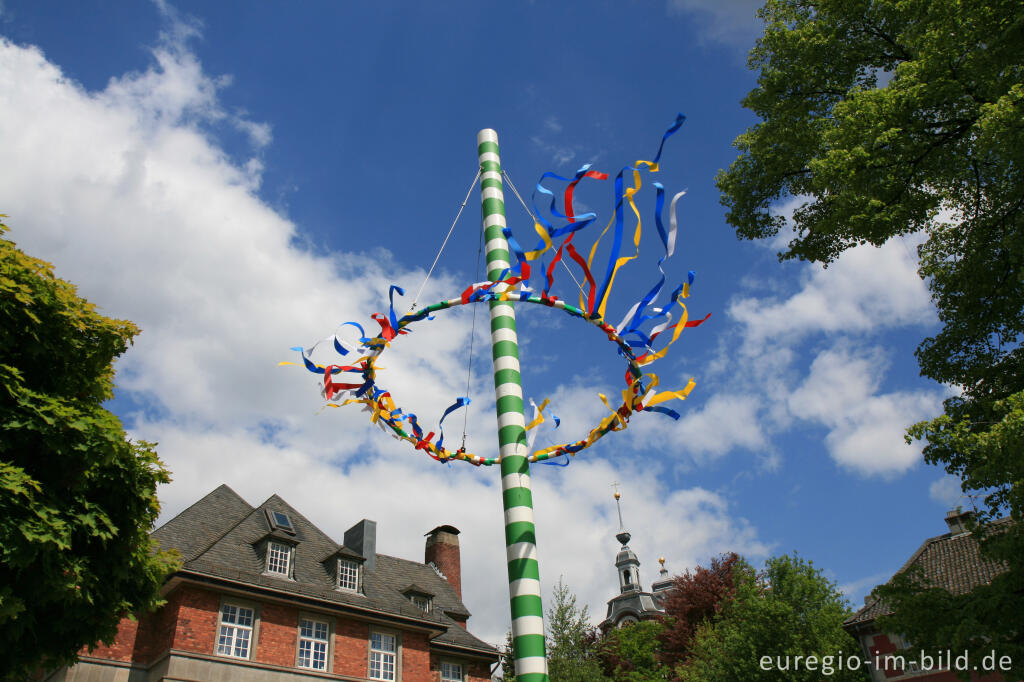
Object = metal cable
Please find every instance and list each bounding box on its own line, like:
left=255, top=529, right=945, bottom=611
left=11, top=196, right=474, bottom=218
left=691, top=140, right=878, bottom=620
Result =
left=409, top=167, right=482, bottom=311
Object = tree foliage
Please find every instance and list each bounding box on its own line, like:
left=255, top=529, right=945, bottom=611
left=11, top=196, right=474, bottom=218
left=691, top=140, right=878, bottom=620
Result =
left=718, top=0, right=1024, bottom=662
left=657, top=552, right=740, bottom=670
left=876, top=392, right=1024, bottom=679
left=546, top=577, right=606, bottom=682
left=596, top=620, right=670, bottom=682
left=677, top=554, right=868, bottom=682
left=0, top=219, right=177, bottom=678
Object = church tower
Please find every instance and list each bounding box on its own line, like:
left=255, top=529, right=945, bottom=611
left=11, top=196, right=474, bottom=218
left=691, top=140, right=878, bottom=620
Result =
left=599, top=487, right=663, bottom=629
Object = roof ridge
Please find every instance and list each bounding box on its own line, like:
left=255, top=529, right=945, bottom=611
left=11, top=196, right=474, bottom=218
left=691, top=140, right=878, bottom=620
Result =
left=253, top=493, right=343, bottom=548
left=186, top=501, right=267, bottom=564
left=377, top=553, right=427, bottom=567
left=156, top=483, right=251, bottom=534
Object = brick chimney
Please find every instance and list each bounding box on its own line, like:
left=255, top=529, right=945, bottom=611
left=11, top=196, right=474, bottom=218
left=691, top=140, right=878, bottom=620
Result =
left=945, top=508, right=975, bottom=535
left=425, top=525, right=461, bottom=599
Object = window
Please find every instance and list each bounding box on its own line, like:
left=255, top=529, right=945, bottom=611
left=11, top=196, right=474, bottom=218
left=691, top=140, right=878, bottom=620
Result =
left=297, top=617, right=329, bottom=671
left=441, top=661, right=463, bottom=682
left=338, top=558, right=359, bottom=591
left=266, top=541, right=292, bottom=577
left=266, top=508, right=295, bottom=533
left=410, top=594, right=430, bottom=612
left=216, top=603, right=255, bottom=659
left=369, top=631, right=397, bottom=681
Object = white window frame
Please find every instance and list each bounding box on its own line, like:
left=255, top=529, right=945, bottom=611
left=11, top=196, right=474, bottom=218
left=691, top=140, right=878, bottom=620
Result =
left=216, top=602, right=256, bottom=659
left=338, top=558, right=360, bottom=592
left=369, top=630, right=398, bottom=681
left=410, top=594, right=431, bottom=612
left=297, top=616, right=331, bottom=671
left=441, top=660, right=464, bottom=682
left=266, top=541, right=292, bottom=578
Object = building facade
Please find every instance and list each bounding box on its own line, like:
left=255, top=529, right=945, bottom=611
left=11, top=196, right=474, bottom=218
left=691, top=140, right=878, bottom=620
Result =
left=45, top=485, right=497, bottom=682
left=843, top=510, right=1009, bottom=682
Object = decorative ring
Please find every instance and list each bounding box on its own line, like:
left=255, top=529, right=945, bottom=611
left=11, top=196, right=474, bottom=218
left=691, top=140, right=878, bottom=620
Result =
left=287, top=285, right=699, bottom=466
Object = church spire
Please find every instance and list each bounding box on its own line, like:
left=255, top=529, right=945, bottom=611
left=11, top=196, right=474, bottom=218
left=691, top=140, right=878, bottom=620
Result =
left=612, top=486, right=640, bottom=593
left=612, top=482, right=631, bottom=546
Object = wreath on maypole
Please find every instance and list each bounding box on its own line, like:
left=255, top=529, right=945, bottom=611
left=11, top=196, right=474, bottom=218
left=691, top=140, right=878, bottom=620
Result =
left=282, top=114, right=710, bottom=466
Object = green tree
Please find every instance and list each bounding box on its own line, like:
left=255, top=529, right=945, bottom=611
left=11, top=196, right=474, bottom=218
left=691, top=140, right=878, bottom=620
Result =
left=501, top=629, right=517, bottom=681
left=717, top=0, right=1024, bottom=668
left=597, top=620, right=670, bottom=682
left=546, top=577, right=606, bottom=682
left=677, top=554, right=868, bottom=682
left=875, top=392, right=1024, bottom=680
left=0, top=219, right=178, bottom=678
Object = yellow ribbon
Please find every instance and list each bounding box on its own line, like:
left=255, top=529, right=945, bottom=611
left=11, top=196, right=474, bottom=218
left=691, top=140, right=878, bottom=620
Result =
left=637, top=302, right=688, bottom=367
left=587, top=160, right=659, bottom=319
left=524, top=220, right=554, bottom=261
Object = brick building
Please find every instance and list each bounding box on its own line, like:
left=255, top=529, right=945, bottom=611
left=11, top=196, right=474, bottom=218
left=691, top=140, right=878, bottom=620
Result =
left=843, top=510, right=1009, bottom=682
left=44, top=484, right=498, bottom=682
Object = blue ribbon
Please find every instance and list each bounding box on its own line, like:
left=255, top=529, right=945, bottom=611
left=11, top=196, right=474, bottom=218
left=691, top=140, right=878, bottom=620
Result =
left=388, top=285, right=405, bottom=331
left=437, top=397, right=470, bottom=450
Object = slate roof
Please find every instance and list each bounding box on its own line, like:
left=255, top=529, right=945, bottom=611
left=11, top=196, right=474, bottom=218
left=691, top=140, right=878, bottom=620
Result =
left=153, top=484, right=495, bottom=657
left=844, top=518, right=1011, bottom=628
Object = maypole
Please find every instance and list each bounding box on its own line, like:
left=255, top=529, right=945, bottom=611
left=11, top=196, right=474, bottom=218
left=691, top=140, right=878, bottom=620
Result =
left=477, top=129, right=549, bottom=682
left=284, top=113, right=705, bottom=682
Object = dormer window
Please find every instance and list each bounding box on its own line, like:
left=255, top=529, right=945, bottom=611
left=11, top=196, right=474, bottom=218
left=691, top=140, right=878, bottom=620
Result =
left=338, top=558, right=359, bottom=592
left=402, top=584, right=434, bottom=613
left=267, top=541, right=293, bottom=577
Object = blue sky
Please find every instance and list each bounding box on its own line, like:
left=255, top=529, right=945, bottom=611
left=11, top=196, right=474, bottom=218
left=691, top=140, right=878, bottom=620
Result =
left=0, top=0, right=963, bottom=646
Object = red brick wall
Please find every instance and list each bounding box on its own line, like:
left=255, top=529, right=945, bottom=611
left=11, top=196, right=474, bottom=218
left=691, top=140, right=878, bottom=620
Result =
left=80, top=615, right=138, bottom=661
left=132, top=587, right=182, bottom=663
left=253, top=601, right=298, bottom=667
left=402, top=631, right=430, bottom=681
left=333, top=618, right=368, bottom=677
left=75, top=583, right=493, bottom=682
left=171, top=586, right=220, bottom=654
left=467, top=659, right=493, bottom=682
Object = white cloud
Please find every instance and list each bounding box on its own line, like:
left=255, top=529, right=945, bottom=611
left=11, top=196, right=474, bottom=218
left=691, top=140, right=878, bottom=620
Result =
left=657, top=393, right=767, bottom=461
left=0, top=22, right=767, bottom=647
left=788, top=347, right=942, bottom=476
left=837, top=570, right=892, bottom=607
left=929, top=475, right=965, bottom=508
left=666, top=0, right=764, bottom=47
left=730, top=236, right=934, bottom=355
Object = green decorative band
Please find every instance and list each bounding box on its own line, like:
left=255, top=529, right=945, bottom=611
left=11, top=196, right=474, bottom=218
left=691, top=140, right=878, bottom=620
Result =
left=507, top=558, right=541, bottom=581
left=502, top=485, right=533, bottom=510
left=513, top=633, right=547, bottom=658
left=505, top=521, right=537, bottom=547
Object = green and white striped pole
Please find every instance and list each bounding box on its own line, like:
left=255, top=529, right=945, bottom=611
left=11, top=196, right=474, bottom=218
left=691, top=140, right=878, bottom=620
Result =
left=477, top=129, right=549, bottom=682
